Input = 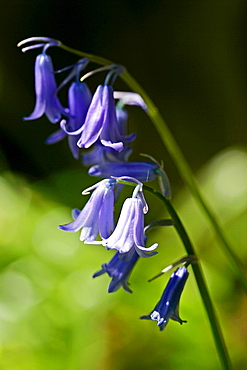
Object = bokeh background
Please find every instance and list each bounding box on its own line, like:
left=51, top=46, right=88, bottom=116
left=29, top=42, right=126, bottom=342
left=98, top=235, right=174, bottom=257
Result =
left=0, top=0, right=247, bottom=369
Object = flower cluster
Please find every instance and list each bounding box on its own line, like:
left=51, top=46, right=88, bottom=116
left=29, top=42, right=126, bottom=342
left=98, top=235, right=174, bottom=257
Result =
left=19, top=37, right=189, bottom=331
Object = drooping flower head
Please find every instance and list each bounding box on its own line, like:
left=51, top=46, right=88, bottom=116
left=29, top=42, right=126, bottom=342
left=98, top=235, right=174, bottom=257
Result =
left=58, top=179, right=116, bottom=242
left=18, top=38, right=68, bottom=123
left=81, top=106, right=133, bottom=167
left=101, top=180, right=158, bottom=257
left=71, top=66, right=136, bottom=152
left=93, top=249, right=139, bottom=293
left=77, top=85, right=136, bottom=151
left=47, top=60, right=92, bottom=158
left=140, top=266, right=189, bottom=331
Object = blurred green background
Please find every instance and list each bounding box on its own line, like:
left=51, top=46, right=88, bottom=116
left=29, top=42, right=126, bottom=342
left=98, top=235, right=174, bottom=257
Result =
left=0, top=0, right=247, bottom=369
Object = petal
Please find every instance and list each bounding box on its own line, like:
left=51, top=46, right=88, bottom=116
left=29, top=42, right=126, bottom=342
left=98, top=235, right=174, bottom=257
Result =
left=98, top=185, right=115, bottom=239
left=139, top=314, right=152, bottom=321
left=45, top=94, right=66, bottom=123
left=100, top=86, right=125, bottom=151
left=58, top=185, right=104, bottom=233
left=24, top=53, right=66, bottom=123
left=133, top=198, right=145, bottom=248
left=82, top=145, right=106, bottom=166
left=88, top=162, right=158, bottom=182
left=24, top=54, right=47, bottom=120
left=158, top=320, right=169, bottom=331
left=82, top=178, right=111, bottom=195
left=116, top=108, right=128, bottom=135
left=72, top=208, right=80, bottom=219
left=135, top=243, right=159, bottom=252
left=68, top=135, right=80, bottom=159
left=108, top=278, right=132, bottom=293
left=92, top=268, right=106, bottom=278
left=77, top=85, right=105, bottom=148
left=100, top=139, right=123, bottom=151
left=114, top=91, right=148, bottom=111
left=45, top=129, right=66, bottom=144
left=79, top=218, right=99, bottom=241
left=134, top=246, right=158, bottom=258
left=102, top=198, right=135, bottom=253
left=94, top=250, right=139, bottom=293
left=154, top=267, right=189, bottom=321
left=44, top=58, right=67, bottom=123
left=67, top=82, right=92, bottom=131
left=115, top=108, right=137, bottom=141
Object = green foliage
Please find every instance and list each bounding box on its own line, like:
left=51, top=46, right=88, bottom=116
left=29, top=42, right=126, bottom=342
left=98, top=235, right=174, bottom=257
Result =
left=0, top=147, right=246, bottom=369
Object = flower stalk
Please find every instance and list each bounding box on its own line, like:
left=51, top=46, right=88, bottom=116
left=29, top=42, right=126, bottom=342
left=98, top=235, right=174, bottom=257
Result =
left=143, top=184, right=232, bottom=370
left=58, top=40, right=247, bottom=294
left=18, top=37, right=237, bottom=369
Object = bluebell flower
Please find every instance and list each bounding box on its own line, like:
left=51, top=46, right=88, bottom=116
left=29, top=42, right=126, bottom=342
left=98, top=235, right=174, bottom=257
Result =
left=140, top=266, right=189, bottom=331
left=88, top=161, right=159, bottom=182
left=82, top=143, right=132, bottom=167
left=81, top=107, right=132, bottom=166
left=93, top=249, right=139, bottom=293
left=47, top=81, right=92, bottom=158
left=77, top=85, right=136, bottom=151
left=58, top=179, right=115, bottom=242
left=24, top=52, right=67, bottom=123
left=101, top=196, right=158, bottom=257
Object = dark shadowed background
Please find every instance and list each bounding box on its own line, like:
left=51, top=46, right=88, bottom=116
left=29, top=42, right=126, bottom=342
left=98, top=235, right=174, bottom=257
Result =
left=1, top=0, right=247, bottom=181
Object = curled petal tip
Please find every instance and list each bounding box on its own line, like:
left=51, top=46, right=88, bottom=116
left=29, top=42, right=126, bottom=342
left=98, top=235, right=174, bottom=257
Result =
left=17, top=37, right=61, bottom=53
left=114, top=91, right=148, bottom=112
left=17, top=36, right=61, bottom=47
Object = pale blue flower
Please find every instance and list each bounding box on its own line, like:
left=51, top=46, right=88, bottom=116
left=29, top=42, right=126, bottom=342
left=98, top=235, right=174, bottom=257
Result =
left=102, top=197, right=158, bottom=257
left=77, top=85, right=136, bottom=151
left=58, top=179, right=115, bottom=242
left=81, top=107, right=132, bottom=166
left=24, top=51, right=67, bottom=123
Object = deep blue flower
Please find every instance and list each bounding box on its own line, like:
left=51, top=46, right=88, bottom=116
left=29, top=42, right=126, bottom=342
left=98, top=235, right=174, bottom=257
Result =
left=88, top=161, right=159, bottom=182
left=77, top=85, right=136, bottom=151
left=47, top=81, right=92, bottom=158
left=140, top=266, right=189, bottom=331
left=24, top=52, right=67, bottom=123
left=93, top=249, right=139, bottom=293
left=101, top=196, right=158, bottom=257
left=58, top=179, right=115, bottom=242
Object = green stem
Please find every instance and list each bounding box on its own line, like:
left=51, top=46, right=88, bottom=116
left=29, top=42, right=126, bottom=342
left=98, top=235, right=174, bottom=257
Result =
left=143, top=185, right=232, bottom=370
left=122, top=73, right=247, bottom=293
left=59, top=41, right=247, bottom=293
